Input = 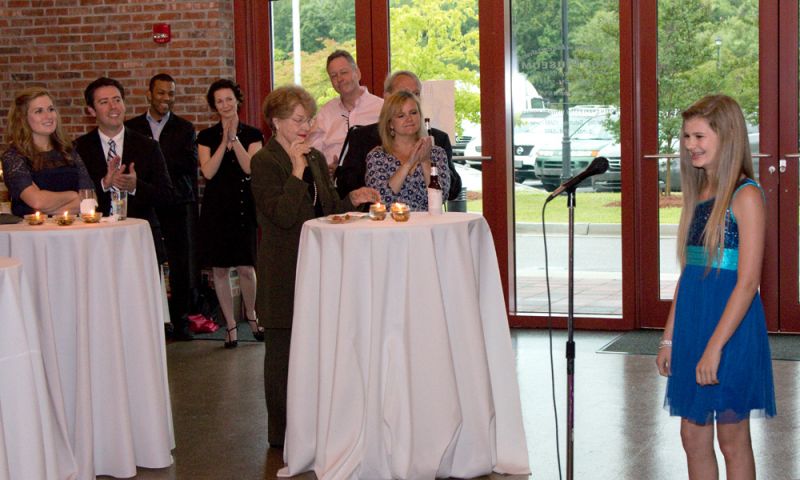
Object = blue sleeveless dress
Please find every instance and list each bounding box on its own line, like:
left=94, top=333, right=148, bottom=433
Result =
left=664, top=178, right=776, bottom=425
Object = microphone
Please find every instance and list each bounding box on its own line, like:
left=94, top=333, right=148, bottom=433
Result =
left=545, top=156, right=609, bottom=203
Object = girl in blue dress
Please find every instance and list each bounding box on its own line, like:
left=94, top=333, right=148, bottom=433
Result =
left=656, top=94, right=776, bottom=480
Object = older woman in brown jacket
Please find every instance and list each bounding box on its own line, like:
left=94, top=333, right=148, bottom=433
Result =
left=250, top=85, right=377, bottom=447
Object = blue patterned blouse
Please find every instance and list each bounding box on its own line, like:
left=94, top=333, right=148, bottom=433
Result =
left=365, top=145, right=450, bottom=211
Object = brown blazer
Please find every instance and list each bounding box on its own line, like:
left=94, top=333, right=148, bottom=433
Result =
left=250, top=137, right=354, bottom=329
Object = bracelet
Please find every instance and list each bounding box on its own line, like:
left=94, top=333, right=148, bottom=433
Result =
left=659, top=339, right=673, bottom=349
left=229, top=135, right=239, bottom=143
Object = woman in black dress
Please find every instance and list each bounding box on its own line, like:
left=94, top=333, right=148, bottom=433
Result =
left=2, top=87, right=94, bottom=216
left=197, top=79, right=264, bottom=348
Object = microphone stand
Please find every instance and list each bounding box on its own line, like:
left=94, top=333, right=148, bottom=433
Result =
left=565, top=185, right=577, bottom=480
left=544, top=156, right=607, bottom=480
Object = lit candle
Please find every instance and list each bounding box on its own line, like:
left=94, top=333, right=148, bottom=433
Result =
left=26, top=211, right=44, bottom=225
left=390, top=202, right=410, bottom=222
left=369, top=201, right=387, bottom=221
left=80, top=207, right=102, bottom=223
left=56, top=210, right=75, bottom=226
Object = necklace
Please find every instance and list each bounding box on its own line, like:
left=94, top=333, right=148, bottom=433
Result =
left=312, top=180, right=318, bottom=207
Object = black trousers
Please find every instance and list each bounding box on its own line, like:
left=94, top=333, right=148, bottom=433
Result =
left=159, top=201, right=199, bottom=328
left=264, top=328, right=291, bottom=447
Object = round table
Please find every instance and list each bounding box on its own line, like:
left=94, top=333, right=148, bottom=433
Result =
left=0, top=218, right=174, bottom=479
left=280, top=212, right=529, bottom=479
left=0, top=256, right=76, bottom=480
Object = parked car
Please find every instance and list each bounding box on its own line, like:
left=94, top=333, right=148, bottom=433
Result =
left=534, top=114, right=616, bottom=191
left=462, top=126, right=539, bottom=183
left=591, top=142, right=621, bottom=192
left=453, top=121, right=480, bottom=161
left=453, top=134, right=472, bottom=159
left=590, top=128, right=760, bottom=194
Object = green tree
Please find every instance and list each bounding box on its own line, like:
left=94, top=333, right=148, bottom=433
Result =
left=569, top=9, right=619, bottom=107
left=389, top=0, right=481, bottom=131
left=273, top=38, right=357, bottom=104
left=272, top=0, right=482, bottom=132
left=271, top=0, right=355, bottom=56
left=512, top=0, right=758, bottom=150
left=656, top=0, right=718, bottom=150
left=713, top=1, right=759, bottom=124
left=512, top=0, right=615, bottom=104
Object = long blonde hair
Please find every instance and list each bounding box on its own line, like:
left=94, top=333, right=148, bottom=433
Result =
left=378, top=90, right=426, bottom=155
left=4, top=88, right=73, bottom=170
left=676, top=94, right=754, bottom=269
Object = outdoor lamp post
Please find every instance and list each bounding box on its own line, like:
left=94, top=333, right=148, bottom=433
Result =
left=715, top=36, right=722, bottom=70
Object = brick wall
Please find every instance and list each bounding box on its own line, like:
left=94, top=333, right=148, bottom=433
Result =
left=0, top=0, right=237, bottom=144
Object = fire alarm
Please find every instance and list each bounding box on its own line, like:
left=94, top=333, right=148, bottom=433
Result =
left=153, top=23, right=171, bottom=43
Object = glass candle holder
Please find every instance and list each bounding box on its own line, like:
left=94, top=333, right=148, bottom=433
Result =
left=81, top=211, right=102, bottom=223
left=24, top=212, right=44, bottom=225
left=390, top=202, right=410, bottom=222
left=369, top=202, right=387, bottom=221
left=55, top=212, right=75, bottom=226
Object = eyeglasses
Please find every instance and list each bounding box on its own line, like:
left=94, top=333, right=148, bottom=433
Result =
left=290, top=116, right=313, bottom=127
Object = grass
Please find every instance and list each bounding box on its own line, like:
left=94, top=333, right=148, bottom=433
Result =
left=467, top=191, right=684, bottom=224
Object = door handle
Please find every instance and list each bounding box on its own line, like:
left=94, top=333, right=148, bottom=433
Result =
left=454, top=155, right=493, bottom=162
left=780, top=153, right=800, bottom=174
left=643, top=153, right=680, bottom=159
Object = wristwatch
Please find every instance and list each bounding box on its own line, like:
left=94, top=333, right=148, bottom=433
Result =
left=229, top=135, right=239, bottom=143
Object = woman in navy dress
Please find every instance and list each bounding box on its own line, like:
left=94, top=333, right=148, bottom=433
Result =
left=656, top=94, right=775, bottom=479
left=197, top=79, right=265, bottom=348
left=2, top=88, right=93, bottom=216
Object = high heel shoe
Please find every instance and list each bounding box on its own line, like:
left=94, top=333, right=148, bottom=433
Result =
left=224, top=326, right=238, bottom=349
left=248, top=318, right=265, bottom=342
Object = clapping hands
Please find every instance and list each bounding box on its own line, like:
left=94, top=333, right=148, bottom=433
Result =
left=406, top=136, right=433, bottom=171
left=222, top=115, right=240, bottom=150
left=103, top=157, right=137, bottom=192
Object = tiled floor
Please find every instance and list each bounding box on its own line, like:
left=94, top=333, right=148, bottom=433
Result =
left=105, top=329, right=800, bottom=480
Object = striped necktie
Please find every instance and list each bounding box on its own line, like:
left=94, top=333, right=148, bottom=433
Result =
left=107, top=139, right=119, bottom=192
left=107, top=139, right=117, bottom=163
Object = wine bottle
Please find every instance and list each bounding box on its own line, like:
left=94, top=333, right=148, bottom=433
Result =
left=424, top=117, right=435, bottom=146
left=427, top=165, right=443, bottom=215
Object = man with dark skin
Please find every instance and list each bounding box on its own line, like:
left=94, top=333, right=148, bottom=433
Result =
left=127, top=74, right=200, bottom=341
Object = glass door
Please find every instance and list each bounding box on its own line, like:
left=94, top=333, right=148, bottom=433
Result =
left=640, top=0, right=800, bottom=332
left=387, top=0, right=482, bottom=214
left=509, top=0, right=623, bottom=321
left=269, top=1, right=356, bottom=101
left=775, top=1, right=800, bottom=331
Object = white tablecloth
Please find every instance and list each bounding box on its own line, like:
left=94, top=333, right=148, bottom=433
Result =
left=281, top=212, right=530, bottom=479
left=0, top=256, right=76, bottom=480
left=0, top=219, right=174, bottom=479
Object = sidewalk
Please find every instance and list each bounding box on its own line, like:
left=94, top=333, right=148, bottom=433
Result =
left=515, top=222, right=678, bottom=236
left=516, top=273, right=677, bottom=316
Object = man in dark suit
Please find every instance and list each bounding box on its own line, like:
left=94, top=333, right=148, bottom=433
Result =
left=335, top=70, right=463, bottom=202
left=126, top=74, right=199, bottom=341
left=75, top=77, right=174, bottom=267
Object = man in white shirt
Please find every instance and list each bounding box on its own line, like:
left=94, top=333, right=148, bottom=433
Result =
left=308, top=49, right=383, bottom=172
left=75, top=77, right=174, bottom=263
